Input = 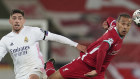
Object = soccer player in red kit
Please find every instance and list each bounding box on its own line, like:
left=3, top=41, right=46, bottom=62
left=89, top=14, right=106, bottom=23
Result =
left=44, top=14, right=132, bottom=79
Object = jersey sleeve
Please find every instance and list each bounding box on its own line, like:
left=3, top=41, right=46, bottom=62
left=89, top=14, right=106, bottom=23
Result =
left=103, top=33, right=115, bottom=47
left=32, top=27, right=47, bottom=41
left=0, top=40, right=8, bottom=61
left=96, top=31, right=116, bottom=74
left=44, top=32, right=78, bottom=47
left=32, top=27, right=78, bottom=47
left=96, top=42, right=109, bottom=74
left=106, top=17, right=116, bottom=29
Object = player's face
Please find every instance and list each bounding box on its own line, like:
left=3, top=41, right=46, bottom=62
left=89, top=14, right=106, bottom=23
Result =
left=9, top=13, right=25, bottom=33
left=116, top=17, right=132, bottom=37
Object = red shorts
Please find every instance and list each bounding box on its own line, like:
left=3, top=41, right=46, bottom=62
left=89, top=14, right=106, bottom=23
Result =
left=59, top=58, right=105, bottom=79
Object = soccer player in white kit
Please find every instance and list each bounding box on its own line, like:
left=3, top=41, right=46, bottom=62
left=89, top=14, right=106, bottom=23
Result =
left=0, top=9, right=87, bottom=79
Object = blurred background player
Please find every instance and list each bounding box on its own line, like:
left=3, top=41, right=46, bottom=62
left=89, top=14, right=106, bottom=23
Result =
left=44, top=13, right=132, bottom=79
left=0, top=9, right=87, bottom=79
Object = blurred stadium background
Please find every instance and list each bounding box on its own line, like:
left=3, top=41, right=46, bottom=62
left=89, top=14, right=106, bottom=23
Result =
left=0, top=0, right=140, bottom=79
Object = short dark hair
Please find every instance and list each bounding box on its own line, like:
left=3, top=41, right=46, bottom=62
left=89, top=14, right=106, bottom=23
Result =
left=10, top=9, right=24, bottom=16
left=117, top=14, right=131, bottom=21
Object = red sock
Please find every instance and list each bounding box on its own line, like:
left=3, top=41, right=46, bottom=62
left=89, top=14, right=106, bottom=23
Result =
left=45, top=61, right=56, bottom=77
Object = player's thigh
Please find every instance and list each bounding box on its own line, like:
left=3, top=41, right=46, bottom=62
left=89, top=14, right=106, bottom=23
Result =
left=28, top=71, right=43, bottom=79
left=48, top=70, right=64, bottom=79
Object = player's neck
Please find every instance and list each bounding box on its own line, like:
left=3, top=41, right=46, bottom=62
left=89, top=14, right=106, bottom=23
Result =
left=13, top=27, right=24, bottom=34
left=115, top=27, right=124, bottom=39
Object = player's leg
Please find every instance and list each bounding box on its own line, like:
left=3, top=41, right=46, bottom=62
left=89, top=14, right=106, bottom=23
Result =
left=47, top=70, right=64, bottom=79
left=45, top=58, right=95, bottom=79
left=29, top=74, right=39, bottom=79
left=44, top=58, right=64, bottom=79
left=58, top=58, right=95, bottom=79
left=28, top=71, right=44, bottom=79
left=44, top=58, right=56, bottom=77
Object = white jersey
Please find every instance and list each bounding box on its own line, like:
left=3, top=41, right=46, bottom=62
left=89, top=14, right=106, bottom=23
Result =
left=0, top=26, right=78, bottom=78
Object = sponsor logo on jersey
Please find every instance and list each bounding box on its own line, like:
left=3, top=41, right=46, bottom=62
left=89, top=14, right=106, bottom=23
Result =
left=10, top=46, right=30, bottom=57
left=63, top=68, right=69, bottom=72
left=24, top=36, right=28, bottom=43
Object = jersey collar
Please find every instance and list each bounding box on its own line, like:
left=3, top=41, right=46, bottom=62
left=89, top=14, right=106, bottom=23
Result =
left=12, top=26, right=25, bottom=35
left=114, top=27, right=124, bottom=39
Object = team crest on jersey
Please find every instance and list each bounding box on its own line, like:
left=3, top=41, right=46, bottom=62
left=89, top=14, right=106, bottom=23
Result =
left=24, top=36, right=28, bottom=43
left=104, top=38, right=114, bottom=46
left=108, top=38, right=114, bottom=45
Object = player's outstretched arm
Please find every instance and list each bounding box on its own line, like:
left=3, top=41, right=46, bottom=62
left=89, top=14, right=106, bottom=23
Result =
left=96, top=42, right=110, bottom=74
left=45, top=31, right=87, bottom=52
left=84, top=70, right=97, bottom=77
left=76, top=44, right=87, bottom=53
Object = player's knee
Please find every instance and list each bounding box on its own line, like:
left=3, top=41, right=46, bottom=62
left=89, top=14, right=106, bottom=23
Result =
left=29, top=74, right=39, bottom=79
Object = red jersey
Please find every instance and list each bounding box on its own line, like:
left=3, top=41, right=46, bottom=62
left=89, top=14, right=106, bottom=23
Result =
left=80, top=17, right=123, bottom=74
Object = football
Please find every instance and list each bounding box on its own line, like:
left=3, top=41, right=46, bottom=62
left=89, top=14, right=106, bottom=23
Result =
left=133, top=9, right=140, bottom=27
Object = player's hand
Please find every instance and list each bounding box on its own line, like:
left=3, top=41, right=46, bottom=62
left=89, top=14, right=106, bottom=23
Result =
left=76, top=44, right=87, bottom=53
left=84, top=70, right=97, bottom=77
left=102, top=21, right=109, bottom=30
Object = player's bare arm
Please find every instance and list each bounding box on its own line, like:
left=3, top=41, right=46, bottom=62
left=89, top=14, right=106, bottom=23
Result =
left=76, top=44, right=87, bottom=53
left=45, top=31, right=87, bottom=52
left=84, top=70, right=97, bottom=77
